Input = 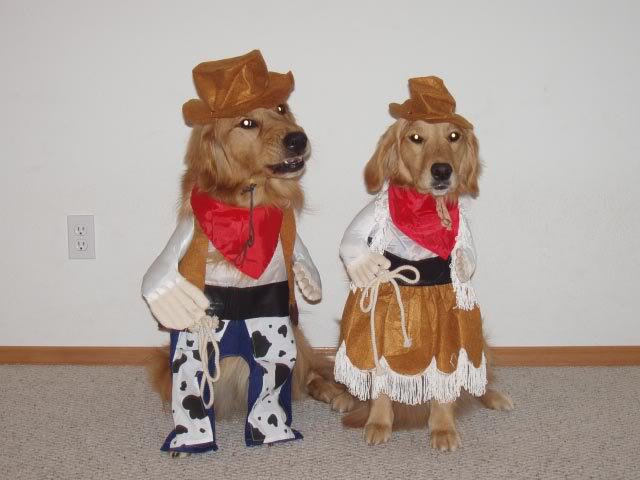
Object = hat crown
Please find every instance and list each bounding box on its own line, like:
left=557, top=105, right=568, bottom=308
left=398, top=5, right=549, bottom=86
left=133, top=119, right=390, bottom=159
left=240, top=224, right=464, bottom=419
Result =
left=409, top=76, right=456, bottom=117
left=388, top=75, right=472, bottom=129
left=192, top=50, right=270, bottom=114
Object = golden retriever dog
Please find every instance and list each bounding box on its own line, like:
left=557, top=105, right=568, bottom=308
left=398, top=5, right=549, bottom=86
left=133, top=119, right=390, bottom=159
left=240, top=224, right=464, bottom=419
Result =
left=147, top=103, right=344, bottom=441
left=331, top=117, right=513, bottom=451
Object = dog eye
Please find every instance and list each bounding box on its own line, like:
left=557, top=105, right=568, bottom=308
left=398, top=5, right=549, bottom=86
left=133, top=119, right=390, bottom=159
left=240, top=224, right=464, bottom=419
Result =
left=277, top=104, right=287, bottom=115
left=409, top=133, right=423, bottom=144
left=448, top=131, right=461, bottom=143
left=239, top=119, right=258, bottom=129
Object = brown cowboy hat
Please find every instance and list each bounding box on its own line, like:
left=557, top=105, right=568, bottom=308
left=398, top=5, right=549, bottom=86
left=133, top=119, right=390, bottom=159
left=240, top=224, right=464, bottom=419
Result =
left=389, top=76, right=473, bottom=130
left=182, top=49, right=294, bottom=125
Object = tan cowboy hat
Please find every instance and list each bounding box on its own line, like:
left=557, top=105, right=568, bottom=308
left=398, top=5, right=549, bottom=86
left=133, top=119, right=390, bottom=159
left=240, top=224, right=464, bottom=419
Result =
left=389, top=76, right=473, bottom=129
left=182, top=49, right=294, bottom=125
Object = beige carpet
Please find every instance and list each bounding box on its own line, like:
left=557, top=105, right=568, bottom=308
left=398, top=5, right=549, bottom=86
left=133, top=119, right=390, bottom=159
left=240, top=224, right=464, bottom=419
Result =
left=1, top=365, right=638, bottom=479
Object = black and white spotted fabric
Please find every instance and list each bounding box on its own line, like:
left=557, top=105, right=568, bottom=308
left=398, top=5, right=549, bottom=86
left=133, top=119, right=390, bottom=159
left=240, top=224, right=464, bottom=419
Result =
left=162, top=313, right=299, bottom=453
left=244, top=316, right=297, bottom=443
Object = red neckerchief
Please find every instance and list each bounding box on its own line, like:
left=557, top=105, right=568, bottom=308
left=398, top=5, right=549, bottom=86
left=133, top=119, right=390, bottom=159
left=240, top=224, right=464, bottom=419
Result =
left=191, top=187, right=283, bottom=279
left=387, top=184, right=459, bottom=260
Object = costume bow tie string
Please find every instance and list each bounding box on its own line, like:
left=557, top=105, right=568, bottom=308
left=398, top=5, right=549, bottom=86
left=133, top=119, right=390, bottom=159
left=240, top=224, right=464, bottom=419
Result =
left=235, top=183, right=257, bottom=268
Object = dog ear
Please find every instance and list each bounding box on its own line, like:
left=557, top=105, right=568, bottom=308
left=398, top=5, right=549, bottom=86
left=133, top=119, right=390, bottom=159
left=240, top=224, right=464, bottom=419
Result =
left=364, top=121, right=402, bottom=193
left=179, top=125, right=220, bottom=216
left=458, top=129, right=481, bottom=197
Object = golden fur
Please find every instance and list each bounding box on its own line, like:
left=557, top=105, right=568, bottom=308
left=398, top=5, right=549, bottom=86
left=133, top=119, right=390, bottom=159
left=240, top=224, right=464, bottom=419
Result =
left=364, top=119, right=480, bottom=198
left=179, top=105, right=305, bottom=216
left=148, top=104, right=343, bottom=420
left=334, top=119, right=513, bottom=450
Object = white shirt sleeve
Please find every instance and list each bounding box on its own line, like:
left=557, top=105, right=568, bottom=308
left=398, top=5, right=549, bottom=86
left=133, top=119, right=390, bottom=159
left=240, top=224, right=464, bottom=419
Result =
left=339, top=200, right=377, bottom=268
left=293, top=234, right=322, bottom=289
left=456, top=207, right=477, bottom=274
left=141, top=215, right=195, bottom=300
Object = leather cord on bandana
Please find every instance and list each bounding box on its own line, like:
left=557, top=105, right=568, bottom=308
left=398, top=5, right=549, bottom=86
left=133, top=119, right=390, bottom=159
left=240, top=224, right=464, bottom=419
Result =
left=435, top=196, right=453, bottom=231
left=235, top=183, right=257, bottom=267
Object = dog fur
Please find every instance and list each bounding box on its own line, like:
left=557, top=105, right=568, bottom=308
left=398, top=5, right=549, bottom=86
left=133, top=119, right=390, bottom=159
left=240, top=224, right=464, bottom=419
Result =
left=333, top=119, right=513, bottom=450
left=148, top=104, right=343, bottom=420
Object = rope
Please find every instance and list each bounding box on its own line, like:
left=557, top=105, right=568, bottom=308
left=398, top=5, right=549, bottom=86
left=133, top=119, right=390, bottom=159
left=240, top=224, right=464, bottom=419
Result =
left=435, top=196, right=453, bottom=230
left=359, top=265, right=420, bottom=376
left=188, top=315, right=221, bottom=409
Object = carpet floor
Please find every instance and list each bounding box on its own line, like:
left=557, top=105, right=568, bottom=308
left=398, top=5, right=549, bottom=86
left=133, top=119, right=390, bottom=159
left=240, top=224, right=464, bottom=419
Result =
left=1, top=365, right=638, bottom=479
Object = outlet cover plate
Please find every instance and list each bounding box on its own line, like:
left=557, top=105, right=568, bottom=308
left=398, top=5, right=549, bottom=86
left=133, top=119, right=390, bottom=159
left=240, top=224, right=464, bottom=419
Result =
left=67, top=215, right=96, bottom=259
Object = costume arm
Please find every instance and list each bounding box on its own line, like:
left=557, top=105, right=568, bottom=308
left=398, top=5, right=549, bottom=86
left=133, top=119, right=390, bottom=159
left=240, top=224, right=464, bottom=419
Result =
left=339, top=199, right=390, bottom=288
left=141, top=215, right=210, bottom=330
left=292, top=235, right=322, bottom=302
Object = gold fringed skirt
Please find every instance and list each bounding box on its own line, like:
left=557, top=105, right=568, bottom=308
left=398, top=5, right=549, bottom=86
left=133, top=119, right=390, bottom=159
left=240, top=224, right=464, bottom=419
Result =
left=335, top=283, right=487, bottom=404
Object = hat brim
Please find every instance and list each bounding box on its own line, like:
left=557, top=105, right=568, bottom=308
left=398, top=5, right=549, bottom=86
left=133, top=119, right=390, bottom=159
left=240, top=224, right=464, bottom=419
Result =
left=389, top=101, right=473, bottom=130
left=183, top=71, right=294, bottom=126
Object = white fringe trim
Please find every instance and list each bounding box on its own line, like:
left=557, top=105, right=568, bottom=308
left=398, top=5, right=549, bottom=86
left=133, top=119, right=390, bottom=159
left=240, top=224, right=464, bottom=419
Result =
left=334, top=342, right=487, bottom=405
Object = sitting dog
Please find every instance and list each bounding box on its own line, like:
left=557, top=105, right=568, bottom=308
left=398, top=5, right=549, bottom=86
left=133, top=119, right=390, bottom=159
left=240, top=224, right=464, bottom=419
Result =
left=332, top=76, right=513, bottom=451
left=142, top=50, right=342, bottom=456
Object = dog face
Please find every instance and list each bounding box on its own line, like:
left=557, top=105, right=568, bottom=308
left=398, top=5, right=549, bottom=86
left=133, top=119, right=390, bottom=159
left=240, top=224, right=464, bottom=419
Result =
left=181, top=103, right=309, bottom=210
left=364, top=119, right=480, bottom=198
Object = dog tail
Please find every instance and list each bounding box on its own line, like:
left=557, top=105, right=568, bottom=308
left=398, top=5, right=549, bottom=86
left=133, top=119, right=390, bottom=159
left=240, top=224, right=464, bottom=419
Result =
left=342, top=402, right=370, bottom=428
left=391, top=402, right=430, bottom=430
left=342, top=401, right=430, bottom=430
left=146, top=346, right=171, bottom=403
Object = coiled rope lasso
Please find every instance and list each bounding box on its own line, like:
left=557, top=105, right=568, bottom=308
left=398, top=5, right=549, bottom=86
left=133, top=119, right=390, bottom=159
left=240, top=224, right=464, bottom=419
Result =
left=188, top=315, right=221, bottom=409
left=358, top=265, right=421, bottom=376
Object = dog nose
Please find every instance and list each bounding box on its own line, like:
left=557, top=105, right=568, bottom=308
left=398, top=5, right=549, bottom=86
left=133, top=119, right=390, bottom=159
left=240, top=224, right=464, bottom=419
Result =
left=431, top=163, right=452, bottom=181
left=283, top=132, right=308, bottom=155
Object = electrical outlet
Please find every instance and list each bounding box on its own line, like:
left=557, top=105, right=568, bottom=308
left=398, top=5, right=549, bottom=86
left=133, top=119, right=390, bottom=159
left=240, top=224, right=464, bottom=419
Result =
left=67, top=215, right=96, bottom=259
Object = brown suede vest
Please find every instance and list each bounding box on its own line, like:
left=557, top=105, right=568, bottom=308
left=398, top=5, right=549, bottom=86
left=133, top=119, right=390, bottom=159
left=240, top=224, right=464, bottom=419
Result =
left=178, top=209, right=299, bottom=325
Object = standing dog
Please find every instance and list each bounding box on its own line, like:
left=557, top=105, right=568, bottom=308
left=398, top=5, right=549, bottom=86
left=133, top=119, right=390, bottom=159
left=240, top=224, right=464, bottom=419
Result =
left=332, top=77, right=513, bottom=451
left=142, top=50, right=342, bottom=456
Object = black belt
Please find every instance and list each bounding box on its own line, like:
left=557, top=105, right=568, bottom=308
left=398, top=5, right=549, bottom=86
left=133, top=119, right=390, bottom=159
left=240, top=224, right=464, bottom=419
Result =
left=383, top=250, right=452, bottom=287
left=204, top=281, right=290, bottom=321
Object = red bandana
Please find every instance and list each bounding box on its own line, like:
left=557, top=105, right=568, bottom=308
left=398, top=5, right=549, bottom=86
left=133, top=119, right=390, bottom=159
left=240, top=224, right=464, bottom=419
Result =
left=191, top=187, right=283, bottom=279
left=387, top=185, right=459, bottom=260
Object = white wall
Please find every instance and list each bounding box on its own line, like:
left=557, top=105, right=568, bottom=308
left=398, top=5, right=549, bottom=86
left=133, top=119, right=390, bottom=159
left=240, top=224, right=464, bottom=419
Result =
left=1, top=0, right=639, bottom=347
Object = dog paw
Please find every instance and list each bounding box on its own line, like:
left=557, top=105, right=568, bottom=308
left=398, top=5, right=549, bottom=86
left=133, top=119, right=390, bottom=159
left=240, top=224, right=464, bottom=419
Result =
left=331, top=391, right=359, bottom=413
left=430, top=429, right=461, bottom=452
left=169, top=451, right=192, bottom=458
left=364, top=423, right=392, bottom=446
left=479, top=389, right=514, bottom=411
left=306, top=377, right=344, bottom=404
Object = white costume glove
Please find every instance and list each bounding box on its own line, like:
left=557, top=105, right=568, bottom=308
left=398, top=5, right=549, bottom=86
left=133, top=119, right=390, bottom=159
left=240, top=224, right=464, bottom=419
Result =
left=454, top=246, right=476, bottom=283
left=293, top=263, right=321, bottom=301
left=141, top=215, right=210, bottom=330
left=146, top=278, right=210, bottom=330
left=346, top=251, right=391, bottom=289
left=293, top=234, right=322, bottom=302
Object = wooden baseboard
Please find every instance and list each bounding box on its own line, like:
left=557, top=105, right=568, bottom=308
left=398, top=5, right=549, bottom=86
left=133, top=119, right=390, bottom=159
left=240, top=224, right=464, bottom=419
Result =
left=0, top=346, right=159, bottom=366
left=0, top=346, right=639, bottom=367
left=490, top=346, right=640, bottom=366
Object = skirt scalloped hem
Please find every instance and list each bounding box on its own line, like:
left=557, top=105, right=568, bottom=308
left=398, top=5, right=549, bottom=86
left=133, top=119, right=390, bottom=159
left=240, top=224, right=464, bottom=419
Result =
left=334, top=342, right=487, bottom=405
